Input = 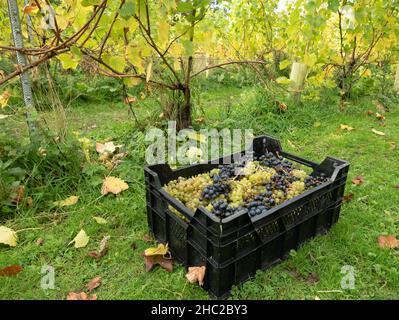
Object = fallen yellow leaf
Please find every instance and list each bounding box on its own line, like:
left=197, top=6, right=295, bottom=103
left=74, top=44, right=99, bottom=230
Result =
left=372, top=129, right=385, bottom=136
left=93, top=216, right=108, bottom=225
left=0, top=226, right=18, bottom=247
left=375, top=113, right=385, bottom=121
left=144, top=243, right=169, bottom=256
left=340, top=124, right=354, bottom=131
left=101, top=176, right=129, bottom=195
left=0, top=91, right=11, bottom=109
left=96, top=142, right=121, bottom=155
left=69, top=229, right=89, bottom=248
left=53, top=196, right=79, bottom=207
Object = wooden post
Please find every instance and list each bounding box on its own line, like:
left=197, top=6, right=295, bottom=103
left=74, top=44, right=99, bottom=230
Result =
left=289, top=62, right=308, bottom=101
left=394, top=64, right=399, bottom=93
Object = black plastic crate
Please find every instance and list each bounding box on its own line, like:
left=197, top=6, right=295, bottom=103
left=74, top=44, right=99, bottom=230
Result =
left=144, top=135, right=349, bottom=299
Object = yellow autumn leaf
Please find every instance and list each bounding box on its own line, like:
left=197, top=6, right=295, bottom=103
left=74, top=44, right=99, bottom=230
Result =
left=93, top=216, right=108, bottom=224
left=158, top=21, right=170, bottom=47
left=69, top=229, right=89, bottom=248
left=276, top=76, right=291, bottom=85
left=144, top=243, right=169, bottom=256
left=96, top=141, right=121, bottom=154
left=362, top=69, right=372, bottom=77
left=340, top=124, right=354, bottom=131
left=53, top=196, right=79, bottom=207
left=0, top=91, right=11, bottom=109
left=124, top=77, right=142, bottom=87
left=279, top=59, right=291, bottom=70
left=372, top=128, right=385, bottom=136
left=101, top=176, right=129, bottom=195
left=303, top=53, right=317, bottom=68
left=0, top=226, right=18, bottom=247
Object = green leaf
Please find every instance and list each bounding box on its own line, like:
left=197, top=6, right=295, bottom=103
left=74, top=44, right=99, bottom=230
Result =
left=58, top=53, right=79, bottom=70
left=177, top=2, right=194, bottom=12
left=119, top=1, right=136, bottom=20
left=70, top=46, right=82, bottom=57
left=81, top=0, right=102, bottom=7
left=327, top=0, right=340, bottom=12
left=109, top=56, right=126, bottom=73
left=279, top=59, right=291, bottom=70
left=276, top=76, right=291, bottom=85
left=182, top=40, right=194, bottom=57
left=303, top=53, right=317, bottom=68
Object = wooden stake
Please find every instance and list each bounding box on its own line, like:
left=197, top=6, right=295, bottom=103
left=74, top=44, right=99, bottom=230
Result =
left=394, top=64, right=399, bottom=92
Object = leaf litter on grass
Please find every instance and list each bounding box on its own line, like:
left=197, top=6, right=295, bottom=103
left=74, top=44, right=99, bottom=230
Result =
left=142, top=243, right=173, bottom=272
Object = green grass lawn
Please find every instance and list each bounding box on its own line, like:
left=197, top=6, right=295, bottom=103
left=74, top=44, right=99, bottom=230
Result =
left=1, top=83, right=398, bottom=300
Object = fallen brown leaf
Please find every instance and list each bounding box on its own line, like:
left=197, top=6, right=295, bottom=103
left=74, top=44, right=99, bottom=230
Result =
left=288, top=268, right=319, bottom=284
left=0, top=265, right=23, bottom=276
left=195, top=117, right=205, bottom=124
left=378, top=235, right=399, bottom=249
left=278, top=102, right=288, bottom=111
left=343, top=193, right=354, bottom=203
left=186, top=266, right=206, bottom=286
left=375, top=112, right=385, bottom=121
left=307, top=272, right=320, bottom=284
left=394, top=184, right=399, bottom=189
left=88, top=236, right=110, bottom=259
left=101, top=176, right=128, bottom=195
left=366, top=110, right=374, bottom=116
left=124, top=96, right=137, bottom=104
left=352, top=176, right=365, bottom=185
left=11, top=186, right=25, bottom=205
left=23, top=4, right=38, bottom=14
left=67, top=292, right=97, bottom=300
left=86, top=276, right=102, bottom=292
left=36, top=238, right=44, bottom=246
left=143, top=254, right=173, bottom=272
left=98, top=152, right=112, bottom=163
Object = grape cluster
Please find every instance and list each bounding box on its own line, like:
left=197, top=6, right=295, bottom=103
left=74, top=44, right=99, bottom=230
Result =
left=257, top=152, right=293, bottom=172
left=209, top=199, right=241, bottom=218
left=246, top=201, right=269, bottom=217
left=163, top=151, right=329, bottom=220
left=201, top=182, right=230, bottom=200
left=304, top=173, right=328, bottom=188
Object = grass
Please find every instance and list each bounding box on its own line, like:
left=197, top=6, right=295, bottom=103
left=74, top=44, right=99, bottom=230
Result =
left=0, top=82, right=399, bottom=300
